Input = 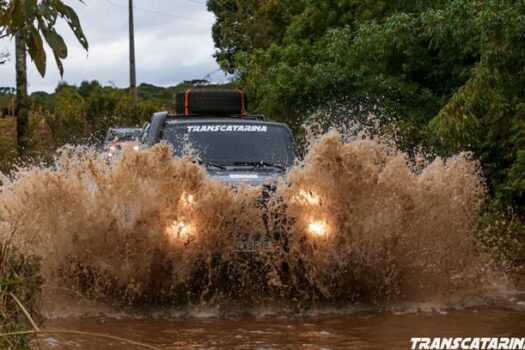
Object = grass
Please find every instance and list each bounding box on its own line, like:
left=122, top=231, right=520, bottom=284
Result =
left=0, top=117, right=16, bottom=149
left=0, top=232, right=43, bottom=349
left=0, top=118, right=17, bottom=173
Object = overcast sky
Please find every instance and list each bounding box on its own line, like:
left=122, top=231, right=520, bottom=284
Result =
left=0, top=0, right=224, bottom=92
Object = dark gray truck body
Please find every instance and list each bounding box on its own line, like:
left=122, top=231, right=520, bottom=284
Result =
left=143, top=112, right=299, bottom=186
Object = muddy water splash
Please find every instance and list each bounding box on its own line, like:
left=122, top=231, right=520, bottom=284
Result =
left=0, top=131, right=504, bottom=312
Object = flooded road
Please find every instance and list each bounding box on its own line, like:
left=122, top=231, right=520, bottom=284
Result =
left=2, top=134, right=522, bottom=349
left=41, top=307, right=525, bottom=349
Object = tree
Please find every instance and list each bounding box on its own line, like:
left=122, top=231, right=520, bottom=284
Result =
left=0, top=0, right=88, bottom=152
left=210, top=0, right=525, bottom=218
left=207, top=0, right=306, bottom=73
left=14, top=32, right=27, bottom=149
left=0, top=2, right=8, bottom=65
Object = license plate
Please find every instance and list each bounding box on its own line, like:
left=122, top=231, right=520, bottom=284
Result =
left=236, top=239, right=272, bottom=252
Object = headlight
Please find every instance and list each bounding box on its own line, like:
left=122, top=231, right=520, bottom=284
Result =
left=292, top=188, right=332, bottom=237
left=166, top=220, right=194, bottom=239
left=307, top=220, right=329, bottom=237
left=109, top=146, right=116, bottom=152
left=167, top=192, right=197, bottom=241
left=133, top=145, right=140, bottom=151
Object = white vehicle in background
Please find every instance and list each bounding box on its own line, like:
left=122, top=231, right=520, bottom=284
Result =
left=104, top=127, right=142, bottom=157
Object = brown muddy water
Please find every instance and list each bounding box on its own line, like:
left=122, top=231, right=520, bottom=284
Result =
left=1, top=129, right=524, bottom=348
left=40, top=307, right=525, bottom=349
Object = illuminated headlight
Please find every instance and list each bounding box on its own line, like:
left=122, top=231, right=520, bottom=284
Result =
left=133, top=145, right=140, bottom=151
left=307, top=220, right=329, bottom=237
left=166, top=220, right=194, bottom=239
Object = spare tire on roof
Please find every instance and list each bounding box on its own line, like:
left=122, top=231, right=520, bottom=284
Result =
left=175, top=89, right=247, bottom=115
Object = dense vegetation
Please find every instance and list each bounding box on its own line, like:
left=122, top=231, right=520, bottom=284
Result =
left=0, top=80, right=216, bottom=170
left=1, top=0, right=89, bottom=154
left=208, top=0, right=525, bottom=261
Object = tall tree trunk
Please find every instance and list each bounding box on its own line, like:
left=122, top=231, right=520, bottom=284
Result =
left=15, top=33, right=29, bottom=153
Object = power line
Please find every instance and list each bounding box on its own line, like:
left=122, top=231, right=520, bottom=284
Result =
left=103, top=0, right=212, bottom=25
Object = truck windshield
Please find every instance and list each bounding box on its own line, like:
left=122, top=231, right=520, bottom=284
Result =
left=162, top=122, right=296, bottom=167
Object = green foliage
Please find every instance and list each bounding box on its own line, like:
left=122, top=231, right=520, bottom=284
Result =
left=427, top=0, right=525, bottom=216
left=48, top=84, right=87, bottom=142
left=31, top=82, right=170, bottom=146
left=208, top=0, right=307, bottom=72
left=0, top=0, right=88, bottom=76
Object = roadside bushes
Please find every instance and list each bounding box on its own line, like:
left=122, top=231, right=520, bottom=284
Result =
left=37, top=82, right=167, bottom=147
left=0, top=81, right=180, bottom=172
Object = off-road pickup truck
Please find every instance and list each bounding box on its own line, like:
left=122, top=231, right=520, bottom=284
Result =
left=142, top=89, right=329, bottom=251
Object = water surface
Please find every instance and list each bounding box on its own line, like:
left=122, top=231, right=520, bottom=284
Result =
left=41, top=308, right=525, bottom=349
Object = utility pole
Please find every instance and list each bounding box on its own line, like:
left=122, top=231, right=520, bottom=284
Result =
left=129, top=0, right=137, bottom=107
